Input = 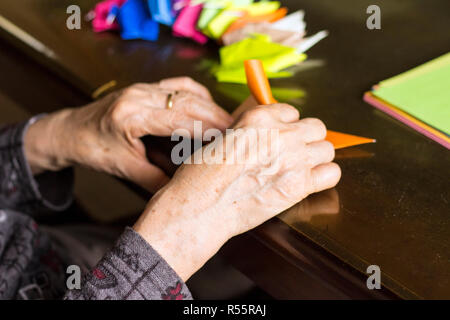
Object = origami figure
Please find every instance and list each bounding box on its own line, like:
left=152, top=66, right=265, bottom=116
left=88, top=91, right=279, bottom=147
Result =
left=117, top=0, right=160, bottom=41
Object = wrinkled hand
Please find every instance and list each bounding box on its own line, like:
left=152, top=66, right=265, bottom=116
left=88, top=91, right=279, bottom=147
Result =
left=24, top=77, right=233, bottom=192
left=134, top=104, right=341, bottom=280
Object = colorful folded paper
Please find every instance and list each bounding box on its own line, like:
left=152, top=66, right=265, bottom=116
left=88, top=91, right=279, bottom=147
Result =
left=173, top=2, right=209, bottom=44
left=215, top=34, right=306, bottom=83
left=117, top=0, right=159, bottom=40
left=364, top=52, right=450, bottom=149
left=148, top=0, right=175, bottom=26
left=203, top=1, right=281, bottom=39
left=90, top=0, right=328, bottom=84
left=222, top=11, right=328, bottom=54
left=223, top=7, right=287, bottom=36
left=91, top=0, right=127, bottom=33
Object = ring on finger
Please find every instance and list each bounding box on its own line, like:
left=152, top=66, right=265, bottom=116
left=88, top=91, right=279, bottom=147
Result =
left=166, top=91, right=179, bottom=109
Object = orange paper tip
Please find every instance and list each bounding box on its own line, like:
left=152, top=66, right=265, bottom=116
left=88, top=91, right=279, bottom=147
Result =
left=326, top=130, right=376, bottom=149
left=244, top=60, right=277, bottom=105
left=224, top=8, right=288, bottom=36
left=243, top=59, right=375, bottom=150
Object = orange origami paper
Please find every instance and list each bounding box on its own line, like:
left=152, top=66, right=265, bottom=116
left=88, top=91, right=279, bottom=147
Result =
left=223, top=7, right=288, bottom=36
left=325, top=130, right=375, bottom=150
left=243, top=59, right=375, bottom=149
left=244, top=59, right=277, bottom=104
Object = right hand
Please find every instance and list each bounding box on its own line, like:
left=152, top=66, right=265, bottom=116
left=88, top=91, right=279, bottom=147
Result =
left=134, top=104, right=341, bottom=280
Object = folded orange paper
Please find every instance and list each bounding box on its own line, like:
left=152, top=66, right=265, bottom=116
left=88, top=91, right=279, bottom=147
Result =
left=223, top=8, right=288, bottom=37
left=325, top=130, right=375, bottom=150
left=244, top=59, right=277, bottom=104
left=243, top=59, right=375, bottom=149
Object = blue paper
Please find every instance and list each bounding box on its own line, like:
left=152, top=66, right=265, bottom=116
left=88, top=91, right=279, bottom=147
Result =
left=117, top=0, right=160, bottom=41
left=148, top=0, right=175, bottom=26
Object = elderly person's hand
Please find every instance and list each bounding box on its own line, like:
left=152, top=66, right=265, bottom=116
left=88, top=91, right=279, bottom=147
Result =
left=134, top=103, right=341, bottom=281
left=24, top=77, right=233, bottom=192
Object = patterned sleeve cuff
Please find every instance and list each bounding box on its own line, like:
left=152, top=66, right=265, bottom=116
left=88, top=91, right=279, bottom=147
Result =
left=65, top=227, right=193, bottom=300
left=0, top=115, right=74, bottom=214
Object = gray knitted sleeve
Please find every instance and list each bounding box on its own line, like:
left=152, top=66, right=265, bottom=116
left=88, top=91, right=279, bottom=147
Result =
left=64, top=227, right=193, bottom=300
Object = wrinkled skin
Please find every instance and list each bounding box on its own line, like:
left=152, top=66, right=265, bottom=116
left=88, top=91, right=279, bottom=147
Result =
left=25, top=77, right=232, bottom=192
left=134, top=104, right=341, bottom=281
left=24, top=78, right=340, bottom=282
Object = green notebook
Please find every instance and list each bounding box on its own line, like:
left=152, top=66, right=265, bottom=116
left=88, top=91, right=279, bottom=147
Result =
left=373, top=52, right=450, bottom=136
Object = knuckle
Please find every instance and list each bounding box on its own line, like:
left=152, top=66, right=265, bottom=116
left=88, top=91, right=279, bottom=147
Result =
left=109, top=103, right=126, bottom=124
left=289, top=107, right=300, bottom=120
left=276, top=103, right=299, bottom=114
left=323, top=140, right=335, bottom=160
left=121, top=86, right=139, bottom=98
left=181, top=76, right=195, bottom=86
left=305, top=117, right=326, bottom=129
left=310, top=170, right=319, bottom=193
left=332, top=163, right=342, bottom=181
left=181, top=93, right=197, bottom=109
left=131, top=82, right=146, bottom=88
left=304, top=117, right=327, bottom=136
left=242, top=107, right=269, bottom=122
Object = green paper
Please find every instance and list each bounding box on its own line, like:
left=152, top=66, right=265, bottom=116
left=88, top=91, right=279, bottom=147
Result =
left=272, top=87, right=306, bottom=101
left=216, top=83, right=305, bottom=104
left=215, top=34, right=306, bottom=83
left=198, top=8, right=221, bottom=30
left=205, top=9, right=239, bottom=39
left=202, top=0, right=253, bottom=38
left=379, top=52, right=450, bottom=88
left=373, top=52, right=450, bottom=135
left=216, top=69, right=292, bottom=83
left=203, top=0, right=279, bottom=39
left=244, top=1, right=280, bottom=16
left=197, top=0, right=229, bottom=30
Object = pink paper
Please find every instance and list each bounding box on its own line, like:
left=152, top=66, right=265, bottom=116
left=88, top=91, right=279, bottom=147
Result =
left=172, top=4, right=208, bottom=44
left=93, top=0, right=127, bottom=33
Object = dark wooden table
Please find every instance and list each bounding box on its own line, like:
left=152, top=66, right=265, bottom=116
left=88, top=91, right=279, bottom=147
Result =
left=0, top=0, right=449, bottom=299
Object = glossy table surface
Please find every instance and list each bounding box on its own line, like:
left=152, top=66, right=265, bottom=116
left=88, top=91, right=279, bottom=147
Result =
left=0, top=0, right=449, bottom=299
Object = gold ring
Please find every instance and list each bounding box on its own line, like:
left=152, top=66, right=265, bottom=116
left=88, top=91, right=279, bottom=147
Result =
left=166, top=91, right=179, bottom=109
left=166, top=92, right=175, bottom=109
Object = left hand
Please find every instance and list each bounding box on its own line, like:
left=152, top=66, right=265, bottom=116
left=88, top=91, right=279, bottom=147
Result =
left=24, top=77, right=233, bottom=192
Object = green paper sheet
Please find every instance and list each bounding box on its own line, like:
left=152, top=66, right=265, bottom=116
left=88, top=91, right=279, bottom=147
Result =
left=198, top=8, right=221, bottom=30
left=216, top=83, right=305, bottom=103
left=379, top=52, right=450, bottom=88
left=373, top=52, right=450, bottom=135
left=202, top=0, right=253, bottom=38
left=204, top=1, right=279, bottom=39
left=197, top=0, right=233, bottom=30
left=215, top=34, right=306, bottom=83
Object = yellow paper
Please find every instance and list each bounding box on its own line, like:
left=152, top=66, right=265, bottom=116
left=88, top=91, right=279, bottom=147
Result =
left=204, top=1, right=280, bottom=39
left=215, top=34, right=306, bottom=83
